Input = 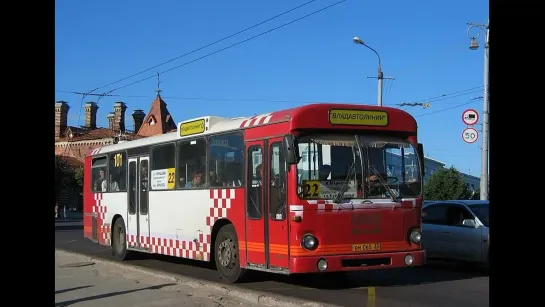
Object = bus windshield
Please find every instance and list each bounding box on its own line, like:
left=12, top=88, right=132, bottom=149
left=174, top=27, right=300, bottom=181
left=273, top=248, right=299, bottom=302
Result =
left=296, top=134, right=422, bottom=200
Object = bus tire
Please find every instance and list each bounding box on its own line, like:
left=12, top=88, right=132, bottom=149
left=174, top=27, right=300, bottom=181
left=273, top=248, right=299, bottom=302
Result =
left=214, top=224, right=245, bottom=283
left=112, top=218, right=131, bottom=260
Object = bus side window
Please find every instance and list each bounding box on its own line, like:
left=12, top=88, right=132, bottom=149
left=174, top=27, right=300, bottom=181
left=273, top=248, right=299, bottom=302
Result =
left=150, top=143, right=176, bottom=190
left=209, top=133, right=244, bottom=188
left=108, top=152, right=127, bottom=192
left=91, top=156, right=108, bottom=192
left=178, top=138, right=207, bottom=189
left=247, top=145, right=262, bottom=219
left=270, top=142, right=286, bottom=220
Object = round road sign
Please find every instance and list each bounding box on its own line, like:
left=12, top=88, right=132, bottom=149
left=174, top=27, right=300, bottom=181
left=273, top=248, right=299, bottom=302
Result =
left=462, top=127, right=479, bottom=144
left=462, top=109, right=479, bottom=125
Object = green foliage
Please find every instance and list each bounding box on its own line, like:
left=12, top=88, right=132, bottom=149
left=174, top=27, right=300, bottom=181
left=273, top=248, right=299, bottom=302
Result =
left=424, top=167, right=470, bottom=200
left=74, top=167, right=84, bottom=187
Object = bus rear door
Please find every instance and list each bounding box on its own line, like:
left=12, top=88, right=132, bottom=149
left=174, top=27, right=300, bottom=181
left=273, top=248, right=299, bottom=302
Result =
left=127, top=156, right=151, bottom=251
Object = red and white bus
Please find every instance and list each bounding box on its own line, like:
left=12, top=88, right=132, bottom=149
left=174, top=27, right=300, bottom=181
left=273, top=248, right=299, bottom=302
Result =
left=84, top=103, right=426, bottom=282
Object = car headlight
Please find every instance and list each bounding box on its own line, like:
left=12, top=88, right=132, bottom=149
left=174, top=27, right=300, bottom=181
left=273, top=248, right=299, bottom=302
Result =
left=409, top=229, right=421, bottom=244
left=301, top=234, right=318, bottom=250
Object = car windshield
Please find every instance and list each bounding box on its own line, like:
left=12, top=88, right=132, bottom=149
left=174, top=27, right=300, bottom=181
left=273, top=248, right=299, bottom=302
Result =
left=468, top=203, right=489, bottom=227
left=296, top=133, right=422, bottom=200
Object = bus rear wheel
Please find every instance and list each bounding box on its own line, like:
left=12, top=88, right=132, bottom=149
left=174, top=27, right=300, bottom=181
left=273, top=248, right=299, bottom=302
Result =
left=214, top=224, right=245, bottom=283
left=112, top=218, right=131, bottom=260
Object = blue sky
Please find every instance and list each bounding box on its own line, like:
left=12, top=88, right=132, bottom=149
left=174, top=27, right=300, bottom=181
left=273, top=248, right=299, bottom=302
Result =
left=55, top=0, right=488, bottom=177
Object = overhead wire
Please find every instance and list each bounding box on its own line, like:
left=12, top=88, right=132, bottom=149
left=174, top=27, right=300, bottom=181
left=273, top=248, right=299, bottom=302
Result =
left=98, top=0, right=348, bottom=96
left=81, top=0, right=320, bottom=96
left=389, top=86, right=483, bottom=107
left=56, top=90, right=354, bottom=105
left=414, top=99, right=478, bottom=118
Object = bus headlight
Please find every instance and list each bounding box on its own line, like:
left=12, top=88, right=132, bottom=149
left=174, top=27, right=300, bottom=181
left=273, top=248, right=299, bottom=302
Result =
left=301, top=234, right=318, bottom=250
left=409, top=229, right=421, bottom=244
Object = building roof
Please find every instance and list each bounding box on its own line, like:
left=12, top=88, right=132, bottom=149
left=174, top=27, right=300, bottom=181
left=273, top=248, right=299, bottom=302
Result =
left=56, top=127, right=144, bottom=142
left=137, top=94, right=177, bottom=137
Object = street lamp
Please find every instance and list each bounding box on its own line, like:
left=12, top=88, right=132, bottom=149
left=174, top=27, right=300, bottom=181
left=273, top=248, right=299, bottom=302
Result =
left=466, top=20, right=489, bottom=201
left=353, top=36, right=383, bottom=106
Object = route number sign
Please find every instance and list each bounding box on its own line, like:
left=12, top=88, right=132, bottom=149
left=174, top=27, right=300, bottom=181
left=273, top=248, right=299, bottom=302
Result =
left=462, top=109, right=479, bottom=126
left=462, top=127, right=478, bottom=144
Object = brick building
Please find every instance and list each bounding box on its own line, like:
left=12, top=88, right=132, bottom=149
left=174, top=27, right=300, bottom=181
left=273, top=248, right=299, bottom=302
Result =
left=54, top=93, right=177, bottom=211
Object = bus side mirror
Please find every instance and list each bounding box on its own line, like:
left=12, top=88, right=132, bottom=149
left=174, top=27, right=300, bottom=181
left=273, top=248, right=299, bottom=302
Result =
left=283, top=134, right=300, bottom=165
left=417, top=143, right=424, bottom=176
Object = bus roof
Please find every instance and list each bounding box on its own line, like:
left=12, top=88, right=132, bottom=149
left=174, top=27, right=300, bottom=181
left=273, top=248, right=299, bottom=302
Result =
left=90, top=103, right=416, bottom=156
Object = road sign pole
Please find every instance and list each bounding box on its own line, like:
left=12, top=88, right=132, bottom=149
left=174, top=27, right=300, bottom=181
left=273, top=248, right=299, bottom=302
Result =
left=480, top=25, right=489, bottom=201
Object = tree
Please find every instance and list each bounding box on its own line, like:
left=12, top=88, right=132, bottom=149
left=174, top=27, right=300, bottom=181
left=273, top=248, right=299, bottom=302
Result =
left=424, top=167, right=470, bottom=200
left=74, top=167, right=84, bottom=195
left=55, top=156, right=72, bottom=205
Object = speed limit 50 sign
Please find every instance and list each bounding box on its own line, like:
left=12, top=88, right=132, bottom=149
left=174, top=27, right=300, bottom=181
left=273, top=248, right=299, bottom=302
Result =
left=462, top=127, right=478, bottom=144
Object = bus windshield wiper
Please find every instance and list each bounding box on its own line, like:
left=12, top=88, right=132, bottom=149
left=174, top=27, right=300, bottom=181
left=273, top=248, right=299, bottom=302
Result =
left=333, top=162, right=356, bottom=204
left=369, top=165, right=400, bottom=202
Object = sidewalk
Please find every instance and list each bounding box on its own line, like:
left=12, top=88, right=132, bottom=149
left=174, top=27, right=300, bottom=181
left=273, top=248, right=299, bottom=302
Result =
left=55, top=250, right=258, bottom=307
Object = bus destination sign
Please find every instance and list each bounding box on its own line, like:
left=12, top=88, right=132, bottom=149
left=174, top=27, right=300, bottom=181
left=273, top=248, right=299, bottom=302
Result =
left=328, top=109, right=389, bottom=126
left=180, top=119, right=206, bottom=137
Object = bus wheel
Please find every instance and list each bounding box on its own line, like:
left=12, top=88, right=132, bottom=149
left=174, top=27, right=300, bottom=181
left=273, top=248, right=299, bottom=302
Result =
left=214, top=224, right=245, bottom=283
left=112, top=218, right=130, bottom=260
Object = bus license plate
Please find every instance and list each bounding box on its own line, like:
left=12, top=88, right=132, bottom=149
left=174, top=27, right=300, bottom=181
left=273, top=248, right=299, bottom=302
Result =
left=352, top=243, right=381, bottom=252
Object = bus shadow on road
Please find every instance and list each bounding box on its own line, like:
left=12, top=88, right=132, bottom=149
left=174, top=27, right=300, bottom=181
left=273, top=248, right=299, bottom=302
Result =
left=265, top=264, right=487, bottom=290
left=123, top=252, right=487, bottom=290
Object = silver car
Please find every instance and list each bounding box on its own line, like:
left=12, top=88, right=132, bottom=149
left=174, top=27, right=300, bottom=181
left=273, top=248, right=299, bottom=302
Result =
left=421, top=200, right=489, bottom=267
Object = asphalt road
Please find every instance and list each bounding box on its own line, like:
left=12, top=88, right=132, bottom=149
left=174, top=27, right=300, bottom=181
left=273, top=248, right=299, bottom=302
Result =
left=55, top=221, right=489, bottom=307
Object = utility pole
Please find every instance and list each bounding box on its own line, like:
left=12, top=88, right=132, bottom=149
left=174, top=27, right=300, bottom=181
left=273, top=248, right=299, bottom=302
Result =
left=353, top=36, right=391, bottom=106
left=367, top=74, right=394, bottom=106
left=467, top=20, right=489, bottom=200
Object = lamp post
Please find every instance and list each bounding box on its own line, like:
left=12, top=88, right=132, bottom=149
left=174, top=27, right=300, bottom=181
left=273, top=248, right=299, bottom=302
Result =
left=353, top=36, right=383, bottom=106
left=466, top=20, right=489, bottom=200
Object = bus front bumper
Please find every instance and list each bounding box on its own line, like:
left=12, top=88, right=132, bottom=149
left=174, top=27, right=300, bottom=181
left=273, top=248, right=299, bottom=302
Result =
left=289, top=250, right=426, bottom=274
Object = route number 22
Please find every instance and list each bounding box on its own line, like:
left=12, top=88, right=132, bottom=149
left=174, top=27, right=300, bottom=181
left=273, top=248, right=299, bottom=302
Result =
left=302, top=183, right=320, bottom=198
left=167, top=172, right=175, bottom=184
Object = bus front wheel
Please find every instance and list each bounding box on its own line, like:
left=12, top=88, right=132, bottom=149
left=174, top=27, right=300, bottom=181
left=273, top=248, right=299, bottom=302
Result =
left=214, top=224, right=245, bottom=283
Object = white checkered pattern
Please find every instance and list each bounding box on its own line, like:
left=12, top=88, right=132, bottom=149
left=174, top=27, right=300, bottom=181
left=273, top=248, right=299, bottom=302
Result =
left=93, top=193, right=106, bottom=220
left=122, top=189, right=238, bottom=261
left=206, top=189, right=235, bottom=226
left=148, top=233, right=211, bottom=261
left=101, top=224, right=111, bottom=245
left=92, top=193, right=110, bottom=245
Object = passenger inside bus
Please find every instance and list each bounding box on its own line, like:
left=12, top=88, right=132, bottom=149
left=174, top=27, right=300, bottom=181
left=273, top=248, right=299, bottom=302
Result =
left=109, top=174, right=120, bottom=191
left=185, top=170, right=207, bottom=188
left=93, top=169, right=107, bottom=192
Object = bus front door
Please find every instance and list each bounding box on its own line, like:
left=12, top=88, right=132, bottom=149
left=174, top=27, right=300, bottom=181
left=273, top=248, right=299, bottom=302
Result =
left=245, top=139, right=289, bottom=272
left=127, top=156, right=151, bottom=251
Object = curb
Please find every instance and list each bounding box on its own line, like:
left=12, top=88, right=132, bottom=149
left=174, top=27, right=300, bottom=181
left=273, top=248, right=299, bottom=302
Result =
left=55, top=249, right=342, bottom=307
